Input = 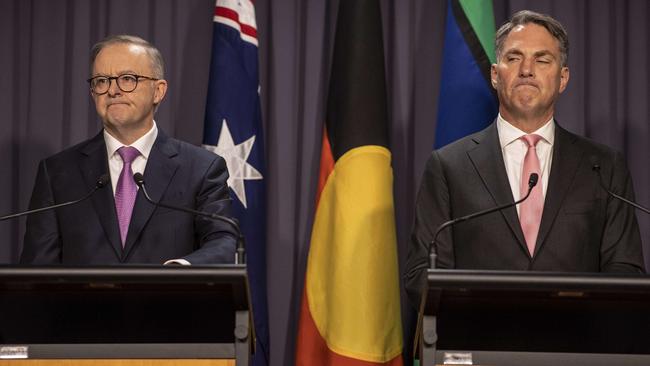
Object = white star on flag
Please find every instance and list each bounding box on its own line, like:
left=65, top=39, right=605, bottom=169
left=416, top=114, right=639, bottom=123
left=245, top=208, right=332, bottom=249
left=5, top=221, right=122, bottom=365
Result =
left=203, top=119, right=262, bottom=208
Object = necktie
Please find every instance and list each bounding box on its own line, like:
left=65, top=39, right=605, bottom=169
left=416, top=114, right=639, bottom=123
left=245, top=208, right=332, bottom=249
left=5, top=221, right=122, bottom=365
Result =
left=115, top=146, right=141, bottom=247
left=519, top=134, right=543, bottom=256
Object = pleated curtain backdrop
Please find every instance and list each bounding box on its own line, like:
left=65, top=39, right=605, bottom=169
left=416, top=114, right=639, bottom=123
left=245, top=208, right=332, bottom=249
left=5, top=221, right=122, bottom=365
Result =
left=0, top=1, right=648, bottom=365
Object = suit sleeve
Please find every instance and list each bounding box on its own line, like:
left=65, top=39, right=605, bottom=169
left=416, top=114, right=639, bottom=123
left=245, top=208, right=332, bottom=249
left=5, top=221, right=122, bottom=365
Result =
left=182, top=155, right=238, bottom=265
left=20, top=160, right=62, bottom=264
left=404, top=151, right=455, bottom=308
left=600, top=151, right=646, bottom=273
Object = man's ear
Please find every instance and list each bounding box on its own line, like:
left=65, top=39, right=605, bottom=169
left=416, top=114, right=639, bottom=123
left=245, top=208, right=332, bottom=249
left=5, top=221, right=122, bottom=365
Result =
left=491, top=64, right=498, bottom=89
left=153, top=79, right=168, bottom=105
left=558, top=66, right=570, bottom=94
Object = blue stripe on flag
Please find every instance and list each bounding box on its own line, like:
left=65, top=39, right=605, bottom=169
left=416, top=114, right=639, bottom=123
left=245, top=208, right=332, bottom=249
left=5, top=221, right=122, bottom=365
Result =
left=435, top=1, right=498, bottom=148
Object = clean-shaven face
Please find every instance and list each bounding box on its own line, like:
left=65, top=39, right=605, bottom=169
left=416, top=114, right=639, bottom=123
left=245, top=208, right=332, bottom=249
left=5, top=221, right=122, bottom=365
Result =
left=91, top=43, right=166, bottom=138
left=491, top=23, right=569, bottom=124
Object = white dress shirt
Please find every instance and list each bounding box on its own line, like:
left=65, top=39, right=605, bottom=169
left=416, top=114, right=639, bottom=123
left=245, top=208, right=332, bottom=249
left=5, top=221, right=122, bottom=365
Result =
left=496, top=114, right=555, bottom=214
left=104, top=122, right=158, bottom=195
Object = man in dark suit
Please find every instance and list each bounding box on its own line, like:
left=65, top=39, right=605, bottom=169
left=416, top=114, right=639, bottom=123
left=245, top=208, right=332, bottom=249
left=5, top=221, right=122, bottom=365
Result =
left=405, top=10, right=645, bottom=300
left=20, top=35, right=237, bottom=265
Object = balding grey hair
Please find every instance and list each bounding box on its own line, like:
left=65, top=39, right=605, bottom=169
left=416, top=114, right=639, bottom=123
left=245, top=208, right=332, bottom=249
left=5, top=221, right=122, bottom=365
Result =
left=495, top=10, right=569, bottom=67
left=90, top=34, right=165, bottom=78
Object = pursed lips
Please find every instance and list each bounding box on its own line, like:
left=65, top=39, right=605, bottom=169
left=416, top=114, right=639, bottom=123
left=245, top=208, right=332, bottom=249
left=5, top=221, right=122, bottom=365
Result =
left=107, top=101, right=129, bottom=108
left=514, top=80, right=539, bottom=89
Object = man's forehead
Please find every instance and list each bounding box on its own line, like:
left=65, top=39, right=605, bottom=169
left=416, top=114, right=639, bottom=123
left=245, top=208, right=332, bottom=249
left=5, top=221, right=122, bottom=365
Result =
left=96, top=43, right=148, bottom=59
left=93, top=43, right=151, bottom=71
left=503, top=23, right=559, bottom=51
left=513, top=24, right=527, bottom=33
left=507, top=23, right=553, bottom=41
left=125, top=43, right=148, bottom=55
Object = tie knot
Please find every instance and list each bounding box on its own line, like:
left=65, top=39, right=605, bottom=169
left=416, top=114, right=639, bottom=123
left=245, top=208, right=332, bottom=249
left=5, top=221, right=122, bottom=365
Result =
left=117, top=146, right=140, bottom=164
left=521, top=134, right=542, bottom=148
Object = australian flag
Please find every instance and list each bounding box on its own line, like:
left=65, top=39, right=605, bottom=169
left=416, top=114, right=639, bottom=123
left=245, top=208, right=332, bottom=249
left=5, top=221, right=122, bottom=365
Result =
left=202, top=1, right=268, bottom=365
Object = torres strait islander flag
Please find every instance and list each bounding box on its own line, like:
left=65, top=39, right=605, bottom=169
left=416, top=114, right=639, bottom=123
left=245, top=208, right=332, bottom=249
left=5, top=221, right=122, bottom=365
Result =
left=202, top=1, right=268, bottom=365
left=295, top=1, right=403, bottom=365
left=435, top=0, right=498, bottom=148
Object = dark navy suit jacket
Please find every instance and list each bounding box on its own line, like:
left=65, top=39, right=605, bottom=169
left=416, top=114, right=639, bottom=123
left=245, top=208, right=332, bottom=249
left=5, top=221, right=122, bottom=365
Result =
left=20, top=130, right=237, bottom=265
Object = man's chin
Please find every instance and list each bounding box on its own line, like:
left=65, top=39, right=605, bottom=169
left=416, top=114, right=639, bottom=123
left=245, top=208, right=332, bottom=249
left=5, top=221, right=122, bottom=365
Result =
left=514, top=89, right=539, bottom=102
left=104, top=117, right=133, bottom=129
left=514, top=97, right=540, bottom=111
left=105, top=111, right=132, bottom=124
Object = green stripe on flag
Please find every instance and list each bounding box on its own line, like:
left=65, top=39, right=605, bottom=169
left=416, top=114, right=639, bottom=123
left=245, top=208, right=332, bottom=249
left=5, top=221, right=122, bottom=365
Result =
left=458, top=0, right=496, bottom=63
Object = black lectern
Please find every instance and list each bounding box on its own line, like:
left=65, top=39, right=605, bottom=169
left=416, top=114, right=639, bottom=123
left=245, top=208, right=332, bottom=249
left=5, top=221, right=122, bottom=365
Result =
left=419, top=270, right=650, bottom=366
left=0, top=266, right=251, bottom=365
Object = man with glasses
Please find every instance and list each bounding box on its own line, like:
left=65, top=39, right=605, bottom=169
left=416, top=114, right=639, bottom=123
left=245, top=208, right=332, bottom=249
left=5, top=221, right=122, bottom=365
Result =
left=20, top=35, right=237, bottom=265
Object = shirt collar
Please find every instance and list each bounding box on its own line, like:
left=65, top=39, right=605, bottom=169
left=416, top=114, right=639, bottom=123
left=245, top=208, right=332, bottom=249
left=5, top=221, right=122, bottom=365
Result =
left=104, top=121, right=158, bottom=160
left=497, top=113, right=555, bottom=149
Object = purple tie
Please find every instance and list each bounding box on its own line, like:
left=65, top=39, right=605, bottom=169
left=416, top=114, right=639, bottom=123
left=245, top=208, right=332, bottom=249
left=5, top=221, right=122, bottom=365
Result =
left=115, top=146, right=140, bottom=247
left=519, top=134, right=544, bottom=256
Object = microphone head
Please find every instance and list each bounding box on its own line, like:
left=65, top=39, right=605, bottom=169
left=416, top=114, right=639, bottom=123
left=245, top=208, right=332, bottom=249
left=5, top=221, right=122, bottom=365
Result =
left=96, top=174, right=110, bottom=188
left=132, top=173, right=145, bottom=187
left=528, top=173, right=539, bottom=188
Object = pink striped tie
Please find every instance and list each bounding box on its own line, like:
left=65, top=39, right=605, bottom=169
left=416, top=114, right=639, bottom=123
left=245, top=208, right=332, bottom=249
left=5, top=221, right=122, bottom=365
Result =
left=519, top=134, right=543, bottom=256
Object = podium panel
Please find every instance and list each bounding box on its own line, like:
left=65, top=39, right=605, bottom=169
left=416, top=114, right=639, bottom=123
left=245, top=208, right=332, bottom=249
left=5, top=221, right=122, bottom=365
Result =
left=0, top=361, right=233, bottom=365
left=0, top=266, right=251, bottom=365
left=419, top=270, right=650, bottom=366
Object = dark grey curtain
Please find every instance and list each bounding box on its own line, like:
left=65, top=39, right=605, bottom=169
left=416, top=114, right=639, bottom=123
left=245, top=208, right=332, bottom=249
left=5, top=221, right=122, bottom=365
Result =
left=0, top=0, right=216, bottom=260
left=1, top=1, right=648, bottom=365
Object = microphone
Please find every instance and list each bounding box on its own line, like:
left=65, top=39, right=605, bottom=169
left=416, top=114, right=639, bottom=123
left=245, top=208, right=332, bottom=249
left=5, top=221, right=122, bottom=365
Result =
left=0, top=174, right=110, bottom=222
left=592, top=163, right=650, bottom=214
left=132, top=173, right=246, bottom=264
left=407, top=173, right=539, bottom=358
left=428, top=173, right=539, bottom=269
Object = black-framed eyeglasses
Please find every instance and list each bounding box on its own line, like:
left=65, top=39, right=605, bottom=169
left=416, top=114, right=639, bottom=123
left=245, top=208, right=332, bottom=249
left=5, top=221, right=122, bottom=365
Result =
left=86, top=74, right=159, bottom=95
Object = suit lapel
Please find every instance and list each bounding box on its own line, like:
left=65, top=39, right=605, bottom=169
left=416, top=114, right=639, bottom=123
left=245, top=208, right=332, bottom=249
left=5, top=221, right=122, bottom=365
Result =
left=534, top=124, right=582, bottom=256
left=467, top=123, right=528, bottom=251
left=79, top=132, right=123, bottom=259
left=123, top=132, right=180, bottom=259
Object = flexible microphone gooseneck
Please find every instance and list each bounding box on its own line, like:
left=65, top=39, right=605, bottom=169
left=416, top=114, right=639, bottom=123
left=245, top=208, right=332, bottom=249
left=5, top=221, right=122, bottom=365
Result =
left=428, top=172, right=539, bottom=269
left=592, top=164, right=650, bottom=214
left=409, top=173, right=539, bottom=357
left=132, top=173, right=246, bottom=264
left=0, top=174, right=110, bottom=222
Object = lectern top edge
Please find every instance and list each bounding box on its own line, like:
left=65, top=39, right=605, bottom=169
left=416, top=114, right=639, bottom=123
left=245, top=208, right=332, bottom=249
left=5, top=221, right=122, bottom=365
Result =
left=426, top=269, right=650, bottom=292
left=0, top=264, right=247, bottom=283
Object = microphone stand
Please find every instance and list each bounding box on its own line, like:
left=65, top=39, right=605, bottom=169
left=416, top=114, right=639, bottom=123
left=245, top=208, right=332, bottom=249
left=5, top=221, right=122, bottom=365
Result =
left=412, top=173, right=539, bottom=360
left=593, top=165, right=650, bottom=214
left=428, top=173, right=539, bottom=269
left=0, top=174, right=109, bottom=222
left=132, top=173, right=246, bottom=264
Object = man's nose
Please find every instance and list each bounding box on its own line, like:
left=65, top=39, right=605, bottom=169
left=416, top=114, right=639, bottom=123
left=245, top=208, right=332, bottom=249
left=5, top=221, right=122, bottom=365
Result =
left=519, top=58, right=534, bottom=77
left=107, top=78, right=121, bottom=96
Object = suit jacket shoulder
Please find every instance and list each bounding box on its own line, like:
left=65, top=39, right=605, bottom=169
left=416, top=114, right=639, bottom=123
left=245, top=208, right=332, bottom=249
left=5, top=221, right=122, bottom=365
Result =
left=404, top=121, right=644, bottom=308
left=21, top=129, right=236, bottom=265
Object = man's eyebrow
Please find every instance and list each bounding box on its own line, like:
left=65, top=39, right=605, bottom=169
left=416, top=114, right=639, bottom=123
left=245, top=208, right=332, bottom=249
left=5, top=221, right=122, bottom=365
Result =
left=502, top=49, right=557, bottom=59
left=533, top=50, right=556, bottom=59
left=504, top=49, right=524, bottom=56
left=92, top=70, right=139, bottom=77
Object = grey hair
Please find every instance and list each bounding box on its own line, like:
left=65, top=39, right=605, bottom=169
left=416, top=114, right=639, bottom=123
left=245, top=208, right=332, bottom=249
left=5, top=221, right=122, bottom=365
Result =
left=495, top=10, right=569, bottom=67
left=90, top=35, right=165, bottom=78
